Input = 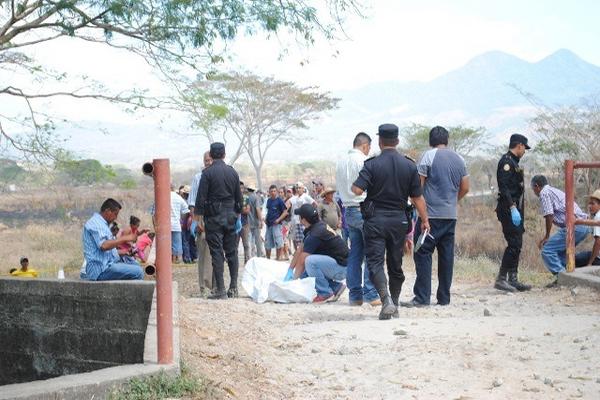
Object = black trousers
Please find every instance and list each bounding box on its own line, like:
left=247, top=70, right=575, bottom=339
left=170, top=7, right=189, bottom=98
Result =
left=205, top=210, right=239, bottom=291
left=496, top=205, right=524, bottom=277
left=363, top=211, right=408, bottom=302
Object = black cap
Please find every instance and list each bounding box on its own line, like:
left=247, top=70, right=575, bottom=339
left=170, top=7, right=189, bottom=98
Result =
left=509, top=133, right=531, bottom=150
left=377, top=123, right=399, bottom=139
left=210, top=142, right=225, bottom=153
left=294, top=204, right=319, bottom=220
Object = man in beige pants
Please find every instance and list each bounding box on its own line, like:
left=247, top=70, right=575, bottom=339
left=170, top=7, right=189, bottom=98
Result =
left=189, top=151, right=214, bottom=295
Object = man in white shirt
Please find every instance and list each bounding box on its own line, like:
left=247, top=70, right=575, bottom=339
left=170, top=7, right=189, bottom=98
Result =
left=335, top=132, right=380, bottom=306
left=575, top=189, right=600, bottom=267
left=286, top=182, right=317, bottom=252
left=151, top=185, right=189, bottom=264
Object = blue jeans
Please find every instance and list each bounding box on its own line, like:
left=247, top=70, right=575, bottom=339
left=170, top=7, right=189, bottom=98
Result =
left=182, top=229, right=192, bottom=262
left=575, top=251, right=600, bottom=268
left=305, top=254, right=347, bottom=296
left=172, top=231, right=183, bottom=256
left=97, top=262, right=143, bottom=281
left=413, top=219, right=456, bottom=305
left=345, top=207, right=378, bottom=302
left=541, top=225, right=590, bottom=274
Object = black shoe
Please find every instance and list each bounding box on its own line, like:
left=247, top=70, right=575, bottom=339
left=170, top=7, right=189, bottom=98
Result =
left=399, top=298, right=429, bottom=308
left=494, top=276, right=517, bottom=292
left=227, top=287, right=239, bottom=298
left=208, top=290, right=228, bottom=300
left=378, top=296, right=397, bottom=320
left=508, top=273, right=532, bottom=291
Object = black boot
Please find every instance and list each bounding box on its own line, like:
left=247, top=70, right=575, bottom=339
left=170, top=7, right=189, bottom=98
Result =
left=227, top=287, right=239, bottom=298
left=378, top=296, right=397, bottom=320
left=208, top=289, right=228, bottom=300
left=494, top=273, right=517, bottom=292
left=508, top=272, right=531, bottom=291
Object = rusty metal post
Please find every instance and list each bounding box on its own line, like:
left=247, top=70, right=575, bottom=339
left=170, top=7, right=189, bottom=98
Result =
left=152, top=159, right=173, bottom=364
left=565, top=160, right=575, bottom=272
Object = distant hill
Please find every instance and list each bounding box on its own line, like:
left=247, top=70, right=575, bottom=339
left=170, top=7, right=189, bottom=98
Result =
left=61, top=49, right=600, bottom=166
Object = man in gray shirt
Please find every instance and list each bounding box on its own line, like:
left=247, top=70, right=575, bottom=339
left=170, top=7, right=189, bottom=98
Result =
left=247, top=187, right=264, bottom=258
left=405, top=126, right=469, bottom=307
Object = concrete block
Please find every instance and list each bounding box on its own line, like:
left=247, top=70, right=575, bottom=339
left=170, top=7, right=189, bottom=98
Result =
left=558, top=266, right=600, bottom=291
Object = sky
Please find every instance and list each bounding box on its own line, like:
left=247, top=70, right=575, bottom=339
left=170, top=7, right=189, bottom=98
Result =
left=4, top=0, right=600, bottom=165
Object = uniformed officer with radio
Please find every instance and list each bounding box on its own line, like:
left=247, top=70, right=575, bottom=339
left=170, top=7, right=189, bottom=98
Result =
left=195, top=142, right=243, bottom=299
left=351, top=124, right=430, bottom=320
left=495, top=133, right=532, bottom=292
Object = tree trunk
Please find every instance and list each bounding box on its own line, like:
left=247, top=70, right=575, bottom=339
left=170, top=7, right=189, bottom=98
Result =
left=255, top=165, right=263, bottom=192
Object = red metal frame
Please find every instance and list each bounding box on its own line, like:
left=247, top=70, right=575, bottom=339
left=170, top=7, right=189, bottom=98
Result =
left=565, top=160, right=600, bottom=272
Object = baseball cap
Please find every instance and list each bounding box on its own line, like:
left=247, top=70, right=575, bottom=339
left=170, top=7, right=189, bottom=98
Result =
left=294, top=204, right=319, bottom=220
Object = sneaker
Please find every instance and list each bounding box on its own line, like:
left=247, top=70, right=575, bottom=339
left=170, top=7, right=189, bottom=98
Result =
left=369, top=299, right=382, bottom=306
left=349, top=299, right=364, bottom=306
left=313, top=293, right=334, bottom=303
left=227, top=287, right=239, bottom=298
left=208, top=290, right=228, bottom=300
left=330, top=283, right=346, bottom=302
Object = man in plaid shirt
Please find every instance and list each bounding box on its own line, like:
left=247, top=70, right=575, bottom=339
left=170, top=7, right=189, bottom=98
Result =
left=531, top=175, right=590, bottom=286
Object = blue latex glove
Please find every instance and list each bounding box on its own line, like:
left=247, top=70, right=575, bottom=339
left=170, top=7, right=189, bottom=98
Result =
left=284, top=268, right=294, bottom=282
left=190, top=220, right=198, bottom=239
left=511, top=207, right=522, bottom=226
left=234, top=216, right=242, bottom=234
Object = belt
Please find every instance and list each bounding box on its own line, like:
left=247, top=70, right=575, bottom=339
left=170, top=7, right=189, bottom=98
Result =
left=345, top=205, right=360, bottom=208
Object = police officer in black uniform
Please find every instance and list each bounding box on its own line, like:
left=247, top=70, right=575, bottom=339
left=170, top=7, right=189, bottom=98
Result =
left=195, top=142, right=243, bottom=299
left=495, top=134, right=532, bottom=292
left=351, top=124, right=430, bottom=320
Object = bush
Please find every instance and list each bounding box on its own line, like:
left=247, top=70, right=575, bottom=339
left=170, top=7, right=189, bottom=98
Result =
left=109, top=369, right=200, bottom=400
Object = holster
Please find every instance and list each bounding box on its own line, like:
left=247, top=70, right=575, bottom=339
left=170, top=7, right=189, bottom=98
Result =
left=360, top=200, right=375, bottom=220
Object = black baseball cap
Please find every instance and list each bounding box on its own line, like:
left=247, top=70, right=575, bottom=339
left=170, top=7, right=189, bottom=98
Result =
left=509, top=133, right=531, bottom=149
left=294, top=204, right=319, bottom=220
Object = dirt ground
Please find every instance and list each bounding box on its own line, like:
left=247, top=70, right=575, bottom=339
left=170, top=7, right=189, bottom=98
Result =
left=174, top=264, right=600, bottom=400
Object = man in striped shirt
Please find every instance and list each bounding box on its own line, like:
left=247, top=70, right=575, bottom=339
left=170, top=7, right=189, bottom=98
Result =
left=82, top=198, right=143, bottom=281
left=531, top=175, right=590, bottom=285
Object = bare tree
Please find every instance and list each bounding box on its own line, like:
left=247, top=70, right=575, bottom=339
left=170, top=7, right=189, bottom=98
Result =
left=0, top=0, right=364, bottom=162
left=187, top=71, right=339, bottom=189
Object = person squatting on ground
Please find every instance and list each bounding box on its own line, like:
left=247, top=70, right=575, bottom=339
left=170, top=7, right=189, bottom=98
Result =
left=82, top=198, right=143, bottom=281
left=494, top=134, right=532, bottom=292
left=195, top=142, right=244, bottom=299
left=264, top=184, right=289, bottom=260
left=335, top=132, right=380, bottom=306
left=10, top=256, right=38, bottom=278
left=189, top=150, right=215, bottom=295
left=575, top=189, right=600, bottom=267
left=351, top=124, right=430, bottom=320
left=531, top=175, right=590, bottom=287
left=286, top=204, right=348, bottom=303
left=407, top=126, right=469, bottom=307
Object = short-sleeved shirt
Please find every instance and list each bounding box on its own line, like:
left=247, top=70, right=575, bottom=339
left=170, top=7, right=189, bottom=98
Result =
left=592, top=212, right=600, bottom=238
left=418, top=148, right=468, bottom=219
left=353, top=149, right=422, bottom=211
left=538, top=185, right=587, bottom=228
left=247, top=193, right=262, bottom=228
left=318, top=200, right=341, bottom=231
left=303, top=221, right=349, bottom=266
left=241, top=194, right=250, bottom=226
left=151, top=192, right=190, bottom=232
left=82, top=212, right=120, bottom=280
left=266, top=197, right=286, bottom=226
left=289, top=193, right=315, bottom=224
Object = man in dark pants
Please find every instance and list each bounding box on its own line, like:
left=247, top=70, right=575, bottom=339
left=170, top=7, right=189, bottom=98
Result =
left=408, top=126, right=469, bottom=307
left=195, top=142, right=243, bottom=299
left=495, top=133, right=532, bottom=292
left=352, top=123, right=430, bottom=320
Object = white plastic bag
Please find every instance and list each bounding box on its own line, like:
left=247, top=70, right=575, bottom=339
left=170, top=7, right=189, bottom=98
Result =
left=242, top=257, right=316, bottom=303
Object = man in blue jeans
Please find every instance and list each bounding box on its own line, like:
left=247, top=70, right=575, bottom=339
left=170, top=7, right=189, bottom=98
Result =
left=335, top=132, right=380, bottom=306
left=531, top=175, right=590, bottom=287
left=82, top=198, right=143, bottom=281
left=286, top=204, right=348, bottom=303
left=406, top=126, right=470, bottom=307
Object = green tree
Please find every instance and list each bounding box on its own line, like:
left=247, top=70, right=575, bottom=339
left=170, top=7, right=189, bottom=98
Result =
left=56, top=158, right=116, bottom=186
left=186, top=71, right=339, bottom=190
left=0, top=0, right=364, bottom=161
left=400, top=124, right=490, bottom=159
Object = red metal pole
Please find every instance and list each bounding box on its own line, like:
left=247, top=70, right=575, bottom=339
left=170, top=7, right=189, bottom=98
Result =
left=565, top=160, right=575, bottom=273
left=153, top=159, right=173, bottom=364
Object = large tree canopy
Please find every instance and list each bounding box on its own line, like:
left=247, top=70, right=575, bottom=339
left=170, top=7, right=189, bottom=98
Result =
left=0, top=0, right=363, bottom=161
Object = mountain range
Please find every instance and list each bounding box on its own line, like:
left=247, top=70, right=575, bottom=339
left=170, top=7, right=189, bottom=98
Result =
left=64, top=48, right=600, bottom=167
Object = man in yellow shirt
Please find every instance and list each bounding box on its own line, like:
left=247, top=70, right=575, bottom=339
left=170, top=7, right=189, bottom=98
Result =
left=10, top=257, right=38, bottom=278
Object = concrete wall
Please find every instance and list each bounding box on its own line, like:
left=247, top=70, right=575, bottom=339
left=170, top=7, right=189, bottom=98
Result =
left=0, top=278, right=155, bottom=385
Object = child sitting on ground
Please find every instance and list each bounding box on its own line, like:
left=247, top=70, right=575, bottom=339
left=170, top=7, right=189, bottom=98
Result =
left=10, top=257, right=38, bottom=278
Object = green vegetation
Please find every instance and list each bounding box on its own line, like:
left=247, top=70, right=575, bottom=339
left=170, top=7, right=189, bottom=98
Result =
left=109, top=364, right=216, bottom=400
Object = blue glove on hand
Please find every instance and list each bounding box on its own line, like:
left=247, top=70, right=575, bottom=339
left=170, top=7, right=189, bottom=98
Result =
left=284, top=268, right=294, bottom=282
left=511, top=207, right=522, bottom=226
left=234, top=216, right=242, bottom=234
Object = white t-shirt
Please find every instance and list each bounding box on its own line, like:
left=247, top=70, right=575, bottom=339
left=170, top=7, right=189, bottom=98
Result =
left=289, top=193, right=315, bottom=224
left=593, top=212, right=600, bottom=238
